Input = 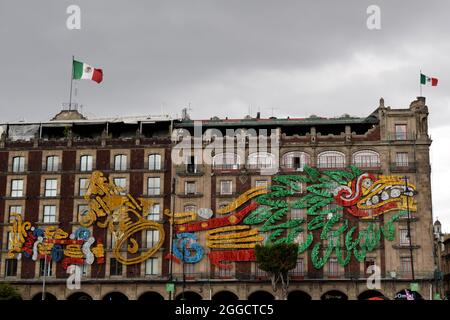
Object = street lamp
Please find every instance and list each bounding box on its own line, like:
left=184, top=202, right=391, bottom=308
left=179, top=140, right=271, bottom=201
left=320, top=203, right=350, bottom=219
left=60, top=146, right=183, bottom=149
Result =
left=433, top=219, right=444, bottom=299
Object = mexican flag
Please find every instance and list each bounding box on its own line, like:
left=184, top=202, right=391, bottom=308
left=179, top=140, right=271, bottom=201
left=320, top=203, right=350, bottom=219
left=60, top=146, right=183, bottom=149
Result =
left=420, top=73, right=438, bottom=86
left=73, top=60, right=103, bottom=83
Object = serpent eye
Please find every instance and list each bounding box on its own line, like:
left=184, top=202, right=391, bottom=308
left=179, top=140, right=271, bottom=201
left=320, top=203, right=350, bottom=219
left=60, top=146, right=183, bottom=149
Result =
left=362, top=178, right=373, bottom=189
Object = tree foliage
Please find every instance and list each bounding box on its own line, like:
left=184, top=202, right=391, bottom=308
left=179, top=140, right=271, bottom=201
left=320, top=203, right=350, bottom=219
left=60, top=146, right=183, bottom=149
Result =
left=0, top=283, right=22, bottom=300
left=255, top=243, right=299, bottom=300
left=255, top=243, right=298, bottom=273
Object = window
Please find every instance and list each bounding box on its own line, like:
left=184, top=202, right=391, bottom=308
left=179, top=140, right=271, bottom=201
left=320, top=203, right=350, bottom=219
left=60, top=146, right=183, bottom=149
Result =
left=216, top=263, right=233, bottom=278
left=113, top=177, right=127, bottom=195
left=148, top=154, right=162, bottom=170
left=184, top=205, right=197, bottom=213
left=248, top=152, right=275, bottom=169
left=12, top=156, right=25, bottom=172
left=114, top=154, right=127, bottom=171
left=352, top=150, right=380, bottom=168
left=44, top=179, right=58, bottom=197
left=79, top=178, right=89, bottom=196
left=291, top=181, right=304, bottom=193
left=364, top=258, right=376, bottom=275
left=8, top=205, right=22, bottom=222
left=10, top=179, right=24, bottom=197
left=5, top=259, right=18, bottom=277
left=146, top=230, right=160, bottom=248
left=327, top=231, right=339, bottom=247
left=185, top=263, right=195, bottom=276
left=220, top=180, right=232, bottom=195
left=255, top=180, right=268, bottom=188
left=43, top=205, right=56, bottom=223
left=290, top=208, right=306, bottom=219
left=145, top=257, right=159, bottom=275
left=186, top=156, right=198, bottom=173
left=212, top=153, right=240, bottom=169
left=7, top=232, right=15, bottom=250
left=395, top=124, right=407, bottom=140
left=147, top=204, right=160, bottom=221
left=326, top=203, right=341, bottom=220
left=395, top=152, right=409, bottom=167
left=328, top=258, right=339, bottom=276
left=81, top=263, right=88, bottom=277
left=147, top=177, right=161, bottom=195
left=282, top=152, right=310, bottom=170
left=80, top=155, right=93, bottom=172
left=39, top=258, right=53, bottom=277
left=77, top=204, right=89, bottom=222
left=400, top=257, right=412, bottom=275
left=400, top=229, right=410, bottom=246
left=317, top=151, right=345, bottom=168
left=185, top=181, right=196, bottom=195
left=46, top=156, right=59, bottom=171
left=290, top=258, right=304, bottom=275
left=110, top=258, right=122, bottom=276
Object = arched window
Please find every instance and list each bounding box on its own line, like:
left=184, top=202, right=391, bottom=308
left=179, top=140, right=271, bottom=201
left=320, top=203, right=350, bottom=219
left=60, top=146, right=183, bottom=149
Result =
left=114, top=154, right=127, bottom=171
left=148, top=154, right=162, bottom=170
left=317, top=151, right=345, bottom=169
left=212, top=153, right=241, bottom=170
left=247, top=152, right=276, bottom=169
left=352, top=150, right=380, bottom=168
left=282, top=152, right=310, bottom=171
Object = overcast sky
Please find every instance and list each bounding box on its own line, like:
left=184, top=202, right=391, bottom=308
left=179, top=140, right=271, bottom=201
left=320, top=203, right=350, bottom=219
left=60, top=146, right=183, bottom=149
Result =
left=1, top=0, right=449, bottom=231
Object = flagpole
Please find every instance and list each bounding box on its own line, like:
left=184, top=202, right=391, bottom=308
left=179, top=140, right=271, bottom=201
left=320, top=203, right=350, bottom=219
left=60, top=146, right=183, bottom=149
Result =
left=69, top=55, right=74, bottom=110
left=419, top=69, right=422, bottom=97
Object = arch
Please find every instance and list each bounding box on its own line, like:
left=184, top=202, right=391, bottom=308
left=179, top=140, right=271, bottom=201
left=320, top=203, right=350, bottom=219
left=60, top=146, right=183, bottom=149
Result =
left=175, top=291, right=203, bottom=301
left=212, top=290, right=239, bottom=301
left=102, top=292, right=129, bottom=301
left=138, top=291, right=165, bottom=301
left=321, top=290, right=348, bottom=300
left=357, top=290, right=386, bottom=300
left=247, top=152, right=276, bottom=169
left=287, top=290, right=312, bottom=300
left=67, top=292, right=93, bottom=301
left=352, top=150, right=380, bottom=168
left=248, top=290, right=275, bottom=301
left=212, top=152, right=241, bottom=169
left=317, top=151, right=346, bottom=169
left=31, top=292, right=57, bottom=301
left=282, top=151, right=310, bottom=170
left=394, top=289, right=424, bottom=300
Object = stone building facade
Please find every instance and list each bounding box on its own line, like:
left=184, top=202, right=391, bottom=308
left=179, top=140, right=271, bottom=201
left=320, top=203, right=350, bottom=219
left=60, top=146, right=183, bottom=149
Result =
left=0, top=97, right=437, bottom=300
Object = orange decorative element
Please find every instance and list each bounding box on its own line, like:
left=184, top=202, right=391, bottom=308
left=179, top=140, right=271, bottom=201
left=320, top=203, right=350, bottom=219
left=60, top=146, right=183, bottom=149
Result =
left=175, top=203, right=257, bottom=233
left=215, top=186, right=267, bottom=214
left=206, top=225, right=264, bottom=249
left=163, top=209, right=197, bottom=225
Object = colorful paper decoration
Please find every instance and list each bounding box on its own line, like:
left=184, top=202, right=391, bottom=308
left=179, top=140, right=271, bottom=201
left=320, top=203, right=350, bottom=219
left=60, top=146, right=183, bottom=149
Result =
left=172, top=233, right=204, bottom=263
left=215, top=186, right=267, bottom=214
left=208, top=249, right=256, bottom=269
left=176, top=203, right=257, bottom=233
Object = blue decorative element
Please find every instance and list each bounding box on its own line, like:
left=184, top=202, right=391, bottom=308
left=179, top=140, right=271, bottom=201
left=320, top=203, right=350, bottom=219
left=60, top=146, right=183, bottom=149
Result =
left=51, top=244, right=63, bottom=262
left=33, top=228, right=44, bottom=237
left=172, top=233, right=204, bottom=263
left=74, top=227, right=91, bottom=241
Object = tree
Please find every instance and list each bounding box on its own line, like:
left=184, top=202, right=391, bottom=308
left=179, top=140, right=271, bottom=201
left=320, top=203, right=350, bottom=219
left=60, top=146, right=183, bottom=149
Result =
left=0, top=283, right=22, bottom=300
left=255, top=243, right=298, bottom=300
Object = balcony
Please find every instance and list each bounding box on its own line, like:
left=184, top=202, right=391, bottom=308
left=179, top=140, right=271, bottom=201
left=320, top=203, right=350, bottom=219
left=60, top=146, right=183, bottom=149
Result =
left=177, top=192, right=203, bottom=198
left=212, top=164, right=242, bottom=171
left=390, top=162, right=417, bottom=173
left=175, top=164, right=205, bottom=176
left=387, top=131, right=417, bottom=141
